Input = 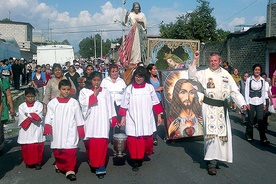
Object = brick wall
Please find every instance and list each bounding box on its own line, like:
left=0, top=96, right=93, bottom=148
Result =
left=201, top=25, right=267, bottom=76
left=0, top=24, right=27, bottom=43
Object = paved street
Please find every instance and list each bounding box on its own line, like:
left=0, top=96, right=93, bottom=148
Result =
left=0, top=111, right=275, bottom=184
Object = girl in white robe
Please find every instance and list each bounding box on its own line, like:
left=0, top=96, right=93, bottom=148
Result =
left=44, top=79, right=84, bottom=181
left=119, top=66, right=163, bottom=172
left=17, top=87, right=45, bottom=169
left=79, top=71, right=118, bottom=179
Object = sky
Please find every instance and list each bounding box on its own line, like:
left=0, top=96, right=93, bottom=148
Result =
left=0, top=0, right=268, bottom=51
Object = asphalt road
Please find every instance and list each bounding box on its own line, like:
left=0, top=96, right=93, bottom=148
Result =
left=0, top=111, right=275, bottom=184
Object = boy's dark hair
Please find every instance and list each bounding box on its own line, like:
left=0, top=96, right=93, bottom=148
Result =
left=58, top=79, right=71, bottom=89
left=25, top=87, right=36, bottom=96
left=85, top=71, right=102, bottom=89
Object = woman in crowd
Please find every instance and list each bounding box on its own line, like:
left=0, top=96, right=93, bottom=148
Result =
left=31, top=65, right=46, bottom=102
left=45, top=64, right=52, bottom=83
left=261, top=72, right=272, bottom=131
left=65, top=65, right=80, bottom=98
left=245, top=64, right=270, bottom=145
left=238, top=72, right=249, bottom=124
left=78, top=64, right=94, bottom=90
left=230, top=68, right=242, bottom=110
left=146, top=64, right=163, bottom=146
left=43, top=63, right=75, bottom=115
left=101, top=64, right=126, bottom=143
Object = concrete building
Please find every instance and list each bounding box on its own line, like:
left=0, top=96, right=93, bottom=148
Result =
left=254, top=0, right=276, bottom=78
left=0, top=20, right=36, bottom=60
left=200, top=1, right=276, bottom=79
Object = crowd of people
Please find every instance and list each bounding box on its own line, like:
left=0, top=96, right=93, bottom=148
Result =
left=1, top=50, right=276, bottom=180
left=222, top=61, right=275, bottom=137
left=0, top=56, right=164, bottom=181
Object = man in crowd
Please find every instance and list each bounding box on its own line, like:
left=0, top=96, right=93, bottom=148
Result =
left=188, top=51, right=247, bottom=175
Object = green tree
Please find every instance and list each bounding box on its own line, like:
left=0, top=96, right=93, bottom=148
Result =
left=78, top=37, right=94, bottom=58
left=215, top=29, right=231, bottom=42
left=47, top=39, right=70, bottom=45
left=160, top=0, right=229, bottom=42
left=79, top=34, right=121, bottom=58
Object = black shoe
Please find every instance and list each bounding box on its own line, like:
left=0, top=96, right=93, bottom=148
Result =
left=66, top=174, right=77, bottom=181
left=55, top=168, right=61, bottom=173
left=97, top=174, right=104, bottom=179
left=261, top=140, right=270, bottom=146
left=35, top=164, right=42, bottom=170
left=132, top=163, right=139, bottom=172
left=208, top=167, right=217, bottom=175
left=245, top=134, right=252, bottom=142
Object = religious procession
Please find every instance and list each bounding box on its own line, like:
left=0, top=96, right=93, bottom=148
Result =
left=1, top=1, right=276, bottom=183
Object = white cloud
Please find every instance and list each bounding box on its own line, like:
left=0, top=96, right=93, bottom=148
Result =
left=0, top=0, right=127, bottom=50
left=252, top=16, right=266, bottom=24
left=148, top=2, right=187, bottom=36
left=228, top=17, right=246, bottom=31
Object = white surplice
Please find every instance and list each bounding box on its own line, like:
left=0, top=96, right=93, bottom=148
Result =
left=120, top=83, right=159, bottom=137
left=44, top=98, right=84, bottom=149
left=17, top=101, right=45, bottom=144
left=100, top=76, right=126, bottom=106
left=79, top=88, right=116, bottom=139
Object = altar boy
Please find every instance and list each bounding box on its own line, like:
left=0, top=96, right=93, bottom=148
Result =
left=44, top=79, right=84, bottom=181
left=17, top=87, right=45, bottom=170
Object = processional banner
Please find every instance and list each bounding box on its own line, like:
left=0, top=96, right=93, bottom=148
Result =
left=160, top=69, right=204, bottom=140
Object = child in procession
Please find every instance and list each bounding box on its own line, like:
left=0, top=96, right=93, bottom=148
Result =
left=119, top=66, right=163, bottom=172
left=44, top=79, right=85, bottom=181
left=79, top=71, right=118, bottom=179
left=17, top=87, right=45, bottom=170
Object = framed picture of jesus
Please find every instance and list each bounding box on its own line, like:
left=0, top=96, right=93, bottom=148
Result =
left=159, top=69, right=204, bottom=140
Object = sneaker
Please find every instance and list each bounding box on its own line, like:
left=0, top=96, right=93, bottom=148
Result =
left=66, top=174, right=76, bottom=181
left=95, top=167, right=106, bottom=175
left=153, top=140, right=158, bottom=146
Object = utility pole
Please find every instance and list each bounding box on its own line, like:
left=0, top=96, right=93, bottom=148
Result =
left=100, top=30, right=103, bottom=58
left=48, top=19, right=49, bottom=41
left=122, top=0, right=126, bottom=42
left=94, top=34, right=97, bottom=58
left=8, top=11, right=11, bottom=20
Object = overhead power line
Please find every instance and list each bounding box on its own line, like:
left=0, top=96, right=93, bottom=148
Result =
left=217, top=0, right=259, bottom=26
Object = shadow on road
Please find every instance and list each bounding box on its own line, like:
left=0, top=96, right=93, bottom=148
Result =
left=230, top=113, right=276, bottom=154
left=165, top=137, right=206, bottom=169
left=0, top=136, right=22, bottom=180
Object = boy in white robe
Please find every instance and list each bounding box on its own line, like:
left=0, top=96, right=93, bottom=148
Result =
left=119, top=66, right=163, bottom=172
left=79, top=71, right=118, bottom=179
left=44, top=79, right=84, bottom=181
left=17, top=87, right=45, bottom=170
